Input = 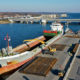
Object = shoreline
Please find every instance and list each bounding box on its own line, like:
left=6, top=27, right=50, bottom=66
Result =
left=0, top=20, right=11, bottom=24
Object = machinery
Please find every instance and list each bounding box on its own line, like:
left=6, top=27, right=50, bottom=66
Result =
left=48, top=46, right=56, bottom=53
left=58, top=70, right=65, bottom=77
left=23, top=38, right=56, bottom=53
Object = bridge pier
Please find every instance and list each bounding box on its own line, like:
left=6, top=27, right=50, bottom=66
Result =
left=41, top=19, right=47, bottom=24
left=26, top=21, right=28, bottom=24
left=9, top=19, right=14, bottom=23
left=30, top=21, right=33, bottom=24
left=20, top=21, right=24, bottom=23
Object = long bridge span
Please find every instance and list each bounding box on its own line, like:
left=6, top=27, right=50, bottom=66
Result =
left=9, top=18, right=80, bottom=23
left=46, top=19, right=80, bottom=22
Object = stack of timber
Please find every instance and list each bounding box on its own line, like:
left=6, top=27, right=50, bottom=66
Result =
left=72, top=43, right=79, bottom=53
left=65, top=35, right=80, bottom=38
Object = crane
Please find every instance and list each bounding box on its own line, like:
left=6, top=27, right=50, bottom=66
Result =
left=23, top=39, right=45, bottom=44
left=23, top=38, right=56, bottom=53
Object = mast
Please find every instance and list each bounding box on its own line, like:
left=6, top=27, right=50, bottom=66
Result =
left=4, top=33, right=11, bottom=55
left=7, top=34, right=9, bottom=53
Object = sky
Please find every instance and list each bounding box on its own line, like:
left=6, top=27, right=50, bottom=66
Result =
left=0, top=0, right=80, bottom=12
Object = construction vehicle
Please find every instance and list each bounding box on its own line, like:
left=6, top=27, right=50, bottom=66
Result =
left=23, top=38, right=56, bottom=53
left=48, top=46, right=56, bottom=53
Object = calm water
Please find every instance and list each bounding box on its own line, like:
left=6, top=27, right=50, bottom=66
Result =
left=0, top=23, right=50, bottom=49
left=0, top=23, right=80, bottom=49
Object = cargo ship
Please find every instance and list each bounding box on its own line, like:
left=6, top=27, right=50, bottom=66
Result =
left=0, top=23, right=64, bottom=75
left=43, top=22, right=63, bottom=37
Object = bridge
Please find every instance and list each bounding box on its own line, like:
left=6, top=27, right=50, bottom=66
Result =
left=46, top=19, right=80, bottom=22
left=8, top=17, right=80, bottom=24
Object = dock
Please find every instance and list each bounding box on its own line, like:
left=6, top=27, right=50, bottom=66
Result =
left=6, top=31, right=80, bottom=80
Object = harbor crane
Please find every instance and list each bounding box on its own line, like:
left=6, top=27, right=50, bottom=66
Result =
left=23, top=38, right=56, bottom=53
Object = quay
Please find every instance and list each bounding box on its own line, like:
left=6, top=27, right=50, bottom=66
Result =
left=6, top=31, right=80, bottom=80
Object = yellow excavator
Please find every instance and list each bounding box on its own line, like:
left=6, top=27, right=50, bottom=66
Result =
left=23, top=38, right=56, bottom=53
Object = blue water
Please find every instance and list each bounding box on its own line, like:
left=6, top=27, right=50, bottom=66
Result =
left=0, top=23, right=50, bottom=49
left=67, top=13, right=80, bottom=19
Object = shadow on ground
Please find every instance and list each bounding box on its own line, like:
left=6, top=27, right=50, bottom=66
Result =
left=51, top=69, right=60, bottom=75
left=23, top=76, right=29, bottom=80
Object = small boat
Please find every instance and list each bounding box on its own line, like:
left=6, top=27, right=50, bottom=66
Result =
left=43, top=22, right=63, bottom=37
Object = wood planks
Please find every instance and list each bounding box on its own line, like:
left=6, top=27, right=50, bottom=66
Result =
left=73, top=43, right=79, bottom=53
left=20, top=57, right=57, bottom=76
left=50, top=44, right=66, bottom=51
left=65, top=35, right=80, bottom=38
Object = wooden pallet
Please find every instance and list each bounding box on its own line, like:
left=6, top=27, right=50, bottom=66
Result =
left=73, top=43, right=79, bottom=53
left=50, top=44, right=66, bottom=51
left=65, top=35, right=80, bottom=38
left=20, top=57, right=57, bottom=76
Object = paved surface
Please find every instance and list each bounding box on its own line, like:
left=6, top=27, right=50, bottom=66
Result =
left=6, top=32, right=80, bottom=80
left=66, top=46, right=80, bottom=80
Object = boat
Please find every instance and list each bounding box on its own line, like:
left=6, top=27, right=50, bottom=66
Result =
left=0, top=23, right=64, bottom=75
left=43, top=22, right=63, bottom=37
left=0, top=36, right=46, bottom=75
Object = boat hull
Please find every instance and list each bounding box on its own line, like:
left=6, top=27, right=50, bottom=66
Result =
left=43, top=33, right=57, bottom=37
left=0, top=54, right=38, bottom=75
left=43, top=30, right=62, bottom=37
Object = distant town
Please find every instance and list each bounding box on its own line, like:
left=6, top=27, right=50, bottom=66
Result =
left=0, top=12, right=68, bottom=24
left=0, top=12, right=67, bottom=19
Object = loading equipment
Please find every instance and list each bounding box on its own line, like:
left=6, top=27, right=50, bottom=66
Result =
left=23, top=38, right=56, bottom=54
